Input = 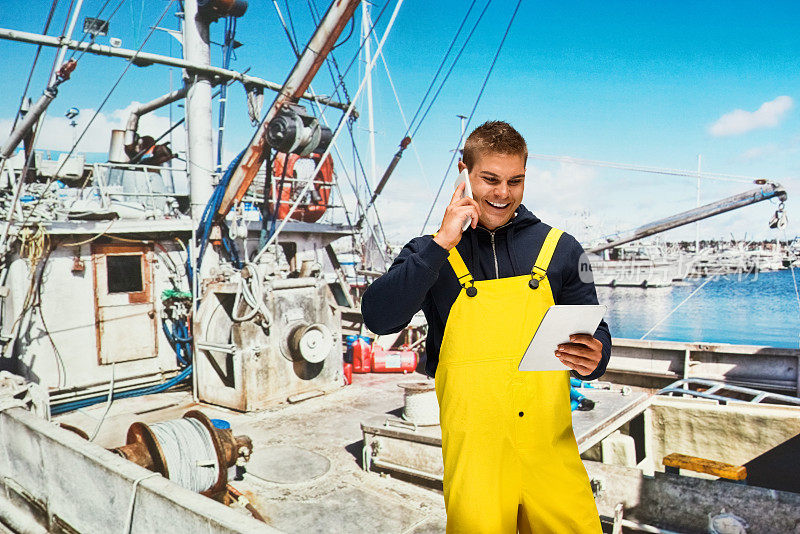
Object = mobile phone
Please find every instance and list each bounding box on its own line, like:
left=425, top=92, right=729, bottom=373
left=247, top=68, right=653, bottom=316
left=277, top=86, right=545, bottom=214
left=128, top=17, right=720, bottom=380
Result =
left=454, top=168, right=474, bottom=231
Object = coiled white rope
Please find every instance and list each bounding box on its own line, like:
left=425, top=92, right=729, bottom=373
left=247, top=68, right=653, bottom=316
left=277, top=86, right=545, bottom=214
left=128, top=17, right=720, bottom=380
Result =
left=400, top=382, right=439, bottom=426
left=149, top=418, right=219, bottom=493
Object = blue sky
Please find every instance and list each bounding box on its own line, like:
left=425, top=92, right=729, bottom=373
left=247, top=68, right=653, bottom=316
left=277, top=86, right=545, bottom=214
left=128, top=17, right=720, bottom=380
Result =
left=1, top=0, right=798, bottom=245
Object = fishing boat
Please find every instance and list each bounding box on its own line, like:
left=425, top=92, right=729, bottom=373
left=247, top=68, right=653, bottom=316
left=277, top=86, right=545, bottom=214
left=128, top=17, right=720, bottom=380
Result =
left=0, top=1, right=799, bottom=532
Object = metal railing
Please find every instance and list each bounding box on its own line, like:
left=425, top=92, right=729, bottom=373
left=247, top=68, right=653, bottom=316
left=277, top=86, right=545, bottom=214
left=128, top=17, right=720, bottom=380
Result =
left=658, top=377, right=800, bottom=406
left=89, top=162, right=191, bottom=214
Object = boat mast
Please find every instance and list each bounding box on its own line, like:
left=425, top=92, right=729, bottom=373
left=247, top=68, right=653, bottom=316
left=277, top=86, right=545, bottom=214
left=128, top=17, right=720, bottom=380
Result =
left=362, top=2, right=377, bottom=190
left=183, top=0, right=215, bottom=222
left=49, top=0, right=84, bottom=86
left=695, top=154, right=701, bottom=255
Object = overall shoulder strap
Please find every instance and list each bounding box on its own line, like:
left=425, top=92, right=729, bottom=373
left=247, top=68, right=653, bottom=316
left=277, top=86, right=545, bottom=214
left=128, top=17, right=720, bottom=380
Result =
left=532, top=227, right=564, bottom=275
left=447, top=246, right=474, bottom=287
left=432, top=233, right=475, bottom=289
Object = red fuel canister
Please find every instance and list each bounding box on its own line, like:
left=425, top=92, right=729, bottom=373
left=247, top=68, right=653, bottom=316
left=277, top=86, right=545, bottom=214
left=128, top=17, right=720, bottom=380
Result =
left=343, top=362, right=353, bottom=384
left=351, top=339, right=372, bottom=373
left=371, top=346, right=418, bottom=373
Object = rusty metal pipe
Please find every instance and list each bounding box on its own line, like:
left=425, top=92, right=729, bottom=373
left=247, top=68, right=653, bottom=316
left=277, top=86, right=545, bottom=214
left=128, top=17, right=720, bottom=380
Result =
left=0, top=88, right=55, bottom=160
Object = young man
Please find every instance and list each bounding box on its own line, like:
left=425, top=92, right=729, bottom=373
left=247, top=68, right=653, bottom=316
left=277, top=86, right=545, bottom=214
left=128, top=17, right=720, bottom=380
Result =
left=362, top=121, right=610, bottom=533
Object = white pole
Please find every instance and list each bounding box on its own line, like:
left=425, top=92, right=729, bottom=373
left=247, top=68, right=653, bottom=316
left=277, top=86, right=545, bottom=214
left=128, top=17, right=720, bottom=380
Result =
left=182, top=1, right=214, bottom=220
left=183, top=0, right=216, bottom=280
left=49, top=0, right=84, bottom=86
left=362, top=2, right=377, bottom=188
left=695, top=154, right=701, bottom=255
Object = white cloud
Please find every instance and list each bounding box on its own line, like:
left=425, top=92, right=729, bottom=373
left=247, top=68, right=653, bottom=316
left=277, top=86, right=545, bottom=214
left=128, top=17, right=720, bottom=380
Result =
left=738, top=144, right=779, bottom=162
left=523, top=162, right=609, bottom=240
left=738, top=135, right=800, bottom=162
left=709, top=95, right=794, bottom=137
left=0, top=103, right=186, bottom=156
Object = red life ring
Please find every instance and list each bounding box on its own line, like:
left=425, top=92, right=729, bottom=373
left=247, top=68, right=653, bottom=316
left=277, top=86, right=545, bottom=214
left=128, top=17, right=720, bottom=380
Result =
left=270, top=152, right=333, bottom=223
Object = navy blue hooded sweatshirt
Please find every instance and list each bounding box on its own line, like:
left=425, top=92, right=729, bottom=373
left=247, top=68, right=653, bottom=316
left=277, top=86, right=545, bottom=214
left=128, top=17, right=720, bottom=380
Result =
left=361, top=204, right=611, bottom=380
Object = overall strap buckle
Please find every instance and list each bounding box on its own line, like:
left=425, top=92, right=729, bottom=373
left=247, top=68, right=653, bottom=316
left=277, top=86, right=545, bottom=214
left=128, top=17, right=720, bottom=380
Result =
left=529, top=266, right=547, bottom=290
left=447, top=246, right=477, bottom=297
left=529, top=228, right=564, bottom=290
left=459, top=274, right=478, bottom=297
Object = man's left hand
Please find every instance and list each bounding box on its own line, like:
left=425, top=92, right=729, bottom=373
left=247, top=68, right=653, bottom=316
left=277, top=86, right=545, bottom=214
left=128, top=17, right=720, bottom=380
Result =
left=555, top=334, right=603, bottom=376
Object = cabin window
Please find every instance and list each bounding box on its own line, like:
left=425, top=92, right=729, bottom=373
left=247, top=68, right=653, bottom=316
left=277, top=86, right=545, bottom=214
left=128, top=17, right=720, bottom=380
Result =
left=106, top=254, right=143, bottom=293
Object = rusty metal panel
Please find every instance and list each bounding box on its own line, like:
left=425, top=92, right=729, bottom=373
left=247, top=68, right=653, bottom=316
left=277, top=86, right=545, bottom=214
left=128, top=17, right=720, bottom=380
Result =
left=91, top=242, right=158, bottom=364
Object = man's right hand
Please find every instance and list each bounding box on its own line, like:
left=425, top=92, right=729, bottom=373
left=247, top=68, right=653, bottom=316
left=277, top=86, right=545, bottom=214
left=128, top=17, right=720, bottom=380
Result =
left=433, top=181, right=481, bottom=251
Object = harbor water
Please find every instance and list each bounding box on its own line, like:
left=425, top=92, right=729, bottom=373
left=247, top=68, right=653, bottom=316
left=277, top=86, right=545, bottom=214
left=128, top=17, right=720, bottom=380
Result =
left=598, top=269, right=800, bottom=349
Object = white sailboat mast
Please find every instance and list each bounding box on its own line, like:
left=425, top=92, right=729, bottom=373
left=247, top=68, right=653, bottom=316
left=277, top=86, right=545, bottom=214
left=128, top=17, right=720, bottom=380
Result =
left=695, top=154, right=702, bottom=255
left=362, top=2, right=377, bottom=189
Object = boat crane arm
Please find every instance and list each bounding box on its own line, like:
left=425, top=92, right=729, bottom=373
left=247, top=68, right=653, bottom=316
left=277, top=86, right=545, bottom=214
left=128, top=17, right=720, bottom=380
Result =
left=216, top=0, right=362, bottom=218
left=587, top=181, right=787, bottom=254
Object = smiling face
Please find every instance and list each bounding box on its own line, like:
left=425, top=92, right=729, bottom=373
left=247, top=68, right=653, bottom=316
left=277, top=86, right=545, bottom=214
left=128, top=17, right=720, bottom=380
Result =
left=458, top=151, right=526, bottom=230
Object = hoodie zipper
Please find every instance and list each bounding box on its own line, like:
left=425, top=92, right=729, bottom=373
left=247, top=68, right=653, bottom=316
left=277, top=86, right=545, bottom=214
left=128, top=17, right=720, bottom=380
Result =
left=490, top=233, right=499, bottom=278
left=478, top=217, right=515, bottom=279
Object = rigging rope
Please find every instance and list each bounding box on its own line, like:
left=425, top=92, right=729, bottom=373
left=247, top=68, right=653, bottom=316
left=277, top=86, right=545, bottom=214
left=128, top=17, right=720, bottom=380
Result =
left=293, top=0, right=391, bottom=122
left=527, top=154, right=756, bottom=184
left=408, top=0, right=493, bottom=140
left=48, top=0, right=79, bottom=78
left=307, top=0, right=355, bottom=105
left=420, top=0, right=523, bottom=234
left=402, top=0, right=481, bottom=139
left=272, top=0, right=300, bottom=57
left=65, top=0, right=128, bottom=64
left=639, top=276, right=716, bottom=340
left=216, top=16, right=237, bottom=172
left=9, top=0, right=59, bottom=133
left=368, top=29, right=434, bottom=196
left=282, top=0, right=302, bottom=54
left=252, top=0, right=405, bottom=265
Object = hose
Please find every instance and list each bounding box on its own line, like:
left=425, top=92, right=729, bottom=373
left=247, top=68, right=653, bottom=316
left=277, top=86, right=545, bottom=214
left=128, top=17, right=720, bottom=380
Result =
left=50, top=365, right=193, bottom=415
left=161, top=319, right=192, bottom=366
left=230, top=264, right=273, bottom=325
left=569, top=386, right=596, bottom=411
left=570, top=377, right=595, bottom=389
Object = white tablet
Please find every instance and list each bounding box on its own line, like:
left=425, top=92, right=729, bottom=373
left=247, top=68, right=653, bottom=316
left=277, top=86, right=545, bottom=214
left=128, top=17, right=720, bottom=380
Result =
left=518, top=304, right=607, bottom=372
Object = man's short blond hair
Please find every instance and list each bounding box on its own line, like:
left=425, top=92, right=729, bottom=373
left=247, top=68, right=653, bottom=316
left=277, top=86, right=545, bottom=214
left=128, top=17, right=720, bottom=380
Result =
left=461, top=121, right=527, bottom=170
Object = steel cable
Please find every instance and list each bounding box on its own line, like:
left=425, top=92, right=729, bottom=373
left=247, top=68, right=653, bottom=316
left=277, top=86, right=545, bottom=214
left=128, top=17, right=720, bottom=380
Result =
left=149, top=418, right=219, bottom=493
left=420, top=0, right=523, bottom=234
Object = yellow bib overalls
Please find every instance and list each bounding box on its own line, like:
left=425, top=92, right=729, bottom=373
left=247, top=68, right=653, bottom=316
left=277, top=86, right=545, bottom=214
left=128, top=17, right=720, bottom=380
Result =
left=435, top=228, right=602, bottom=533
